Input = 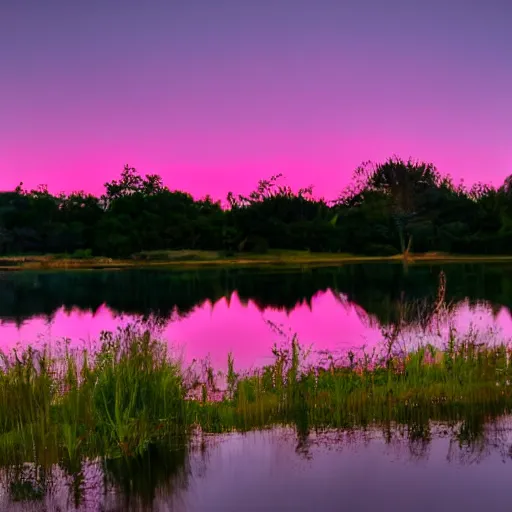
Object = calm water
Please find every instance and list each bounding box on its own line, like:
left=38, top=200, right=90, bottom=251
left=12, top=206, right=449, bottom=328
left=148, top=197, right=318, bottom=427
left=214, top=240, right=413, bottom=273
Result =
left=1, top=263, right=512, bottom=368
left=3, top=263, right=512, bottom=511
left=3, top=419, right=512, bottom=511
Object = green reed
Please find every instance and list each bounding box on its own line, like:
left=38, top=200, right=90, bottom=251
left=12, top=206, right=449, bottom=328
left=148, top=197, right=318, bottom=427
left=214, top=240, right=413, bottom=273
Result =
left=0, top=326, right=188, bottom=466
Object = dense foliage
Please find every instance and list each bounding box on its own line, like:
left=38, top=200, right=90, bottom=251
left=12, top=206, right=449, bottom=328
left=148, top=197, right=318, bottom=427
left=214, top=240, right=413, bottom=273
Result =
left=2, top=157, right=512, bottom=257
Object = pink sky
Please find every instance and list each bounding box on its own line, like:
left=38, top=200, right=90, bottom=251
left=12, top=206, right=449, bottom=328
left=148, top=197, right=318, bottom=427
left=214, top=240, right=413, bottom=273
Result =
left=1, top=1, right=511, bottom=201
left=4, top=135, right=511, bottom=202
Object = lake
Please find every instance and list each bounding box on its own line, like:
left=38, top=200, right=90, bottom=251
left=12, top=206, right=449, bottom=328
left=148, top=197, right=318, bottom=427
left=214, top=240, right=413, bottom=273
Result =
left=1, top=262, right=512, bottom=369
left=2, top=262, right=512, bottom=511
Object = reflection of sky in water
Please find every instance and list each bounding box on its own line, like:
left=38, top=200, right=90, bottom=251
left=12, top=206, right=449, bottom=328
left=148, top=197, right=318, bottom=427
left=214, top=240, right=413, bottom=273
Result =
left=2, top=291, right=512, bottom=370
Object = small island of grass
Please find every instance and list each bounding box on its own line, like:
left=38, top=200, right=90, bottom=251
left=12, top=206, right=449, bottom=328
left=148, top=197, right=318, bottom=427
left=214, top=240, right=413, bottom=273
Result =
left=1, top=327, right=511, bottom=464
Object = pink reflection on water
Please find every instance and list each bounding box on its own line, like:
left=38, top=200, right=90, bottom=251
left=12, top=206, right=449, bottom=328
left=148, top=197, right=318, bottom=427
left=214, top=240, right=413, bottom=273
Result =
left=0, top=305, right=128, bottom=352
left=2, top=293, right=512, bottom=371
left=168, top=291, right=380, bottom=370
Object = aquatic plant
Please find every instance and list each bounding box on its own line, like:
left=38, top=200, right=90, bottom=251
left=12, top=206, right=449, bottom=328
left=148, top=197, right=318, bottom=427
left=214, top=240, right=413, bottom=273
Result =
left=1, top=325, right=512, bottom=466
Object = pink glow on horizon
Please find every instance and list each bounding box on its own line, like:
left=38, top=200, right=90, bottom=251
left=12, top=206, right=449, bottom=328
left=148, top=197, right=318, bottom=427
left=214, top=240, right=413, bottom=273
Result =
left=2, top=135, right=511, bottom=202
left=2, top=2, right=511, bottom=200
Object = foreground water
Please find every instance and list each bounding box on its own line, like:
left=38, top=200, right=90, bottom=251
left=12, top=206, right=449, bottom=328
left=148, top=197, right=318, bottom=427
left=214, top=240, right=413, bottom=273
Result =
left=2, top=263, right=512, bottom=369
left=2, top=420, right=512, bottom=512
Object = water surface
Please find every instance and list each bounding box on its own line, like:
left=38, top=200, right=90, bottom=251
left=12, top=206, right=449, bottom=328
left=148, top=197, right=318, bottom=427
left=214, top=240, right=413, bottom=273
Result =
left=2, top=263, right=512, bottom=367
left=3, top=419, right=512, bottom=511
left=3, top=263, right=512, bottom=510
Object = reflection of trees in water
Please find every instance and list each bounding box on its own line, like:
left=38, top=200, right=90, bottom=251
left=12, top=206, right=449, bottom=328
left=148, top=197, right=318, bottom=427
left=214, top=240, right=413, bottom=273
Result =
left=2, top=263, right=512, bottom=333
left=344, top=268, right=511, bottom=356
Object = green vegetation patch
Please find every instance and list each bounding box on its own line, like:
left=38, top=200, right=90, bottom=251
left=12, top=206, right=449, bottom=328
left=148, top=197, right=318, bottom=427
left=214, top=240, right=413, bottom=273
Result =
left=1, top=326, right=512, bottom=467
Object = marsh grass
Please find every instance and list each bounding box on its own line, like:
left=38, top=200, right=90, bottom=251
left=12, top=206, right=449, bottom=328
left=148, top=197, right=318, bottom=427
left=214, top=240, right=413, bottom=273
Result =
left=2, top=325, right=512, bottom=467
left=0, top=326, right=188, bottom=468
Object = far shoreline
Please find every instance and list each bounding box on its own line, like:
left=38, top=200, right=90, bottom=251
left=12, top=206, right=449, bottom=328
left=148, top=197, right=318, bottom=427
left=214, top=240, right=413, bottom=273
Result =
left=2, top=250, right=512, bottom=272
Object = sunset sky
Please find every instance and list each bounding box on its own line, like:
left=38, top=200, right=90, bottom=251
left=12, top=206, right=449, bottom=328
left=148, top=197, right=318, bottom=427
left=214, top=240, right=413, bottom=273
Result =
left=1, top=0, right=511, bottom=201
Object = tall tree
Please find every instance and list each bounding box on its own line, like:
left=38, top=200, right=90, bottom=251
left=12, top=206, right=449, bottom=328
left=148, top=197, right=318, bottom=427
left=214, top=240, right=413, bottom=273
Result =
left=347, top=157, right=442, bottom=256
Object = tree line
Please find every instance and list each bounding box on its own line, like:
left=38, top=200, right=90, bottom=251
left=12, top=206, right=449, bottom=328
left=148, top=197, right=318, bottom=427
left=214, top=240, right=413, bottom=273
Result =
left=1, top=157, right=511, bottom=258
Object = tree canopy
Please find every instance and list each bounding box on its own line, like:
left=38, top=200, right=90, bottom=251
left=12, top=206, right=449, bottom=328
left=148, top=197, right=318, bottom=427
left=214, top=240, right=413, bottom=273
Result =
left=1, top=158, right=511, bottom=258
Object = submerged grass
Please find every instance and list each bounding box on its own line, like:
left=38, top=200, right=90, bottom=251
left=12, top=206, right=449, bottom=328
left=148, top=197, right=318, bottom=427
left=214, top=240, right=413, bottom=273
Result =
left=2, top=326, right=512, bottom=467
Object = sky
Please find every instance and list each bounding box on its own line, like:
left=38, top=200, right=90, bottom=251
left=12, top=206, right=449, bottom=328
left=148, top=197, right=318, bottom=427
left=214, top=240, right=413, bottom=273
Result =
left=1, top=0, right=511, bottom=201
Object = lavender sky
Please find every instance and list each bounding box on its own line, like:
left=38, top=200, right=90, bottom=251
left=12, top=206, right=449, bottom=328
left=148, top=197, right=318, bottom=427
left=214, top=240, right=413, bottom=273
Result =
left=1, top=0, right=511, bottom=201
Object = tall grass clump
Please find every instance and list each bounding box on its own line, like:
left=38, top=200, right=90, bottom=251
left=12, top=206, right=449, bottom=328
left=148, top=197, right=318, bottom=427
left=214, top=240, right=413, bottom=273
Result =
left=0, top=347, right=58, bottom=464
left=91, top=327, right=186, bottom=456
left=0, top=326, right=188, bottom=466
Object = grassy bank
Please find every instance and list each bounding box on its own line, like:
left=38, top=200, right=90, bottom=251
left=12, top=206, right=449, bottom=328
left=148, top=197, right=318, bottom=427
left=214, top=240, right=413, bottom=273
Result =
left=1, top=327, right=512, bottom=467
left=3, top=250, right=512, bottom=271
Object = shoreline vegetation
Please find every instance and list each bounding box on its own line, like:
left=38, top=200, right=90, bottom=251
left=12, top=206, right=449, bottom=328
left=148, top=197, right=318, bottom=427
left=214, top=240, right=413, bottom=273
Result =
left=2, top=326, right=512, bottom=465
left=4, top=250, right=512, bottom=271
left=3, top=157, right=512, bottom=263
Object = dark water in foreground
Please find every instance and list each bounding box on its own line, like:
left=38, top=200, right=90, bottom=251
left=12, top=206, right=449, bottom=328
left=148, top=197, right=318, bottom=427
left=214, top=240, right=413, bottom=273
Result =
left=2, top=262, right=512, bottom=368
left=2, top=420, right=512, bottom=511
